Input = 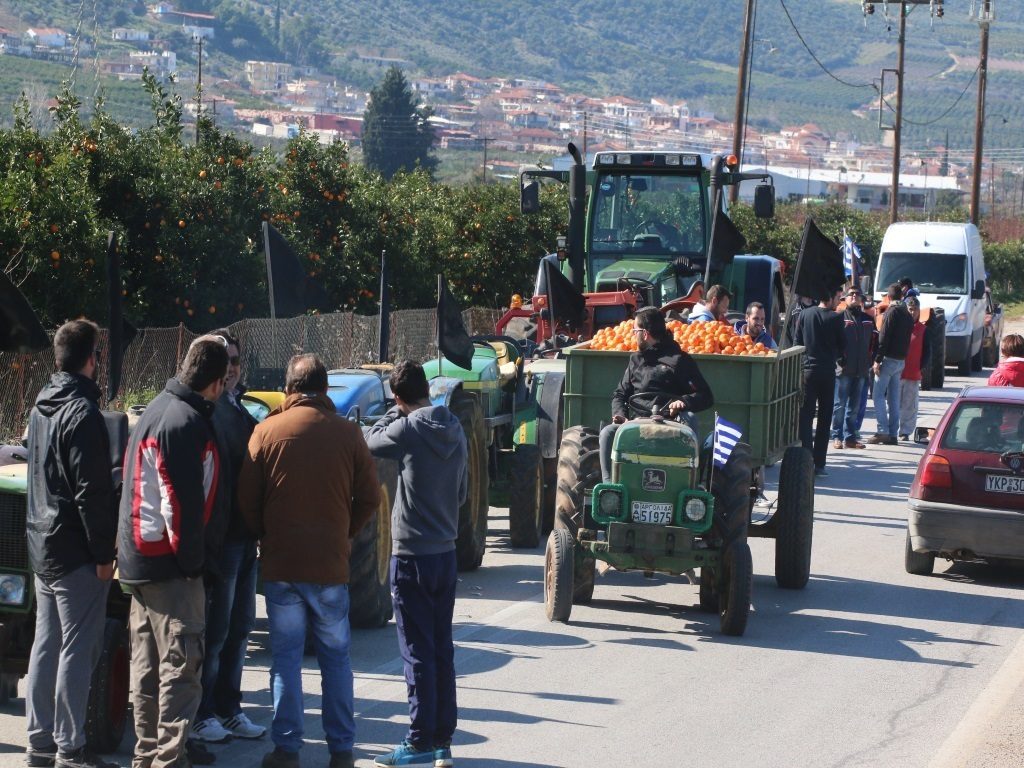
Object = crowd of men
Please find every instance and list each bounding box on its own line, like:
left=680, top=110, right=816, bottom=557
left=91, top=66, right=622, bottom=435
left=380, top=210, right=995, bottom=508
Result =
left=24, top=320, right=468, bottom=768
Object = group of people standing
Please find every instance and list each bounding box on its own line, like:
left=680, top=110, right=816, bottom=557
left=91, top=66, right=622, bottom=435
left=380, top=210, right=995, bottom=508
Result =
left=24, top=319, right=468, bottom=768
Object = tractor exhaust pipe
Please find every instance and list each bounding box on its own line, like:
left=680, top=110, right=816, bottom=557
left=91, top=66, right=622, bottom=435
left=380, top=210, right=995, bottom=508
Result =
left=566, top=142, right=586, bottom=294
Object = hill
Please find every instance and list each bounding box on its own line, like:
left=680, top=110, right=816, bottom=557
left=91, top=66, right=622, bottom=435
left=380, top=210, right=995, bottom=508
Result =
left=2, top=0, right=1023, bottom=154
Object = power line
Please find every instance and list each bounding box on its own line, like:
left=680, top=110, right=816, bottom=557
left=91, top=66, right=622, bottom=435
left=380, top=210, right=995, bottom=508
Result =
left=881, top=63, right=980, bottom=127
left=778, top=0, right=877, bottom=91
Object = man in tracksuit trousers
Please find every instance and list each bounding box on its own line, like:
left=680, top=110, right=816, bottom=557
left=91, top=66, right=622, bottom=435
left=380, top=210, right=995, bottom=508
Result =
left=366, top=361, right=468, bottom=768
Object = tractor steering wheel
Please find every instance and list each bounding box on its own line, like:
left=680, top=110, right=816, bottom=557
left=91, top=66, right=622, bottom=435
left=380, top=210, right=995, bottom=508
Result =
left=628, top=391, right=674, bottom=419
left=633, top=220, right=683, bottom=251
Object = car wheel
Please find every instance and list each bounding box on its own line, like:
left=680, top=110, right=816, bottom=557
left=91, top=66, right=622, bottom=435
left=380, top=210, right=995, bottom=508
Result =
left=904, top=530, right=934, bottom=576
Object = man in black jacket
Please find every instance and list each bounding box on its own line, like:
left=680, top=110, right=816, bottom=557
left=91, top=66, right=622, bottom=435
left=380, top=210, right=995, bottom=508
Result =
left=867, top=284, right=915, bottom=445
left=25, top=320, right=117, bottom=768
left=795, top=290, right=846, bottom=476
left=599, top=308, right=713, bottom=484
left=830, top=288, right=875, bottom=450
left=118, top=336, right=228, bottom=768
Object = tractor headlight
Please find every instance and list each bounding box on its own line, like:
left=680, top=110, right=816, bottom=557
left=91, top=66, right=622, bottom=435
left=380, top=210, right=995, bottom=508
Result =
left=599, top=490, right=622, bottom=517
left=684, top=498, right=706, bottom=522
left=0, top=574, right=27, bottom=606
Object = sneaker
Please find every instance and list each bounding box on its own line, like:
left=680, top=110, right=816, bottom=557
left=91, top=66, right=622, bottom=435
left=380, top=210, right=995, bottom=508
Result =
left=433, top=744, right=453, bottom=768
left=844, top=439, right=866, bottom=449
left=865, top=433, right=896, bottom=445
left=374, top=740, right=435, bottom=766
left=832, top=439, right=844, bottom=449
left=221, top=712, right=266, bottom=739
left=26, top=744, right=58, bottom=768
left=328, top=752, right=354, bottom=768
left=192, top=717, right=232, bottom=744
left=54, top=749, right=116, bottom=768
left=262, top=748, right=300, bottom=768
left=188, top=740, right=216, bottom=766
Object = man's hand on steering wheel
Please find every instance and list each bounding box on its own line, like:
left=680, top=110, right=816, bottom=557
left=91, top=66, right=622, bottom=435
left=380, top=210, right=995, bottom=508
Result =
left=667, top=399, right=686, bottom=416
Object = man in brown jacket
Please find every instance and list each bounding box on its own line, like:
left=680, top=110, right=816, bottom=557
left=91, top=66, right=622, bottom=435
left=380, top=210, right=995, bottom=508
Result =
left=238, top=354, right=379, bottom=768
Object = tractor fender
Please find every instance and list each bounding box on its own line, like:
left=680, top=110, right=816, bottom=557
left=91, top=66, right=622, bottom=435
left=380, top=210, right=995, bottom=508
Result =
left=429, top=377, right=466, bottom=409
left=535, top=371, right=564, bottom=460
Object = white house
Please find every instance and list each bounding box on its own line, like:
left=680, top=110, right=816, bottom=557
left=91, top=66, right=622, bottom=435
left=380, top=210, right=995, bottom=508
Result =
left=112, top=28, right=150, bottom=42
left=25, top=28, right=67, bottom=48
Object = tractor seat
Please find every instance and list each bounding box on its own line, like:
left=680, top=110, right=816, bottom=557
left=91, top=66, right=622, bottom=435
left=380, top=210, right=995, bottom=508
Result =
left=488, top=341, right=521, bottom=390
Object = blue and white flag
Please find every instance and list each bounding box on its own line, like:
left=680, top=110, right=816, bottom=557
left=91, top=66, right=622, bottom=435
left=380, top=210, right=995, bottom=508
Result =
left=842, top=228, right=863, bottom=280
left=713, top=413, right=743, bottom=468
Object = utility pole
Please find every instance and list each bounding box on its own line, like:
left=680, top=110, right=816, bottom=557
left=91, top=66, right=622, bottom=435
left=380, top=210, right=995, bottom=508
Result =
left=889, top=3, right=907, bottom=224
left=481, top=137, right=491, bottom=184
left=195, top=34, right=203, bottom=145
left=970, top=0, right=992, bottom=225
left=730, top=0, right=757, bottom=203
left=582, top=111, right=588, bottom=160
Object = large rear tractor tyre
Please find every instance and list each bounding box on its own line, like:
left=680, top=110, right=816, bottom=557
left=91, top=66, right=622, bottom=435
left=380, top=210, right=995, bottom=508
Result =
left=349, top=456, right=397, bottom=628
left=453, top=390, right=489, bottom=571
left=544, top=528, right=575, bottom=622
left=904, top=530, right=935, bottom=576
left=508, top=444, right=544, bottom=549
left=711, top=443, right=752, bottom=546
left=85, top=617, right=130, bottom=754
left=554, top=426, right=600, bottom=603
left=719, top=542, right=753, bottom=637
left=775, top=446, right=815, bottom=590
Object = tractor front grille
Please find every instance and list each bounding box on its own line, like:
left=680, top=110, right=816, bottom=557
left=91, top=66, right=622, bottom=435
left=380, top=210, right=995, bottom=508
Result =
left=0, top=492, right=29, bottom=571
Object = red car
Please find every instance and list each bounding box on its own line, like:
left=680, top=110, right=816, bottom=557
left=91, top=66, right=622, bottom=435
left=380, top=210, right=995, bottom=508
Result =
left=906, top=385, right=1024, bottom=575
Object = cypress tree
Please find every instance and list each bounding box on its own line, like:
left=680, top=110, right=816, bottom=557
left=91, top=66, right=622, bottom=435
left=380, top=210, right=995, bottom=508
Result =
left=362, top=67, right=437, bottom=179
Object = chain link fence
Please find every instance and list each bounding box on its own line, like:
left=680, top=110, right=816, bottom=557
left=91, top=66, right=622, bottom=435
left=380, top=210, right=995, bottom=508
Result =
left=0, top=308, right=504, bottom=443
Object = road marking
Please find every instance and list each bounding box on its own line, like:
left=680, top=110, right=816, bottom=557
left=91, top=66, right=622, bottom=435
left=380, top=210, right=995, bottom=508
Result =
left=928, top=631, right=1024, bottom=768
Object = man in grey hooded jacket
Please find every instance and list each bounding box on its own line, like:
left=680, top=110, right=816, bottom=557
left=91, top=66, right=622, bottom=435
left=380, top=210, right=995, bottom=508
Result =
left=365, top=361, right=468, bottom=768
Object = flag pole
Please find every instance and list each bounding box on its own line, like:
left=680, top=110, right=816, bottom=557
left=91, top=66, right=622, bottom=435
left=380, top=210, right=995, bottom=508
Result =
left=378, top=249, right=389, bottom=364
left=780, top=218, right=811, bottom=348
left=436, top=274, right=443, bottom=378
left=262, top=221, right=279, bottom=370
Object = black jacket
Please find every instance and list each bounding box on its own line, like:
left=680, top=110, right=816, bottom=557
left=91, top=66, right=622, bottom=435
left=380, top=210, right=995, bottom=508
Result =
left=876, top=302, right=915, bottom=363
left=117, top=378, right=220, bottom=584
left=612, top=338, right=713, bottom=419
left=211, top=387, right=258, bottom=542
left=794, top=306, right=846, bottom=373
left=840, top=308, right=876, bottom=378
left=26, top=373, right=117, bottom=580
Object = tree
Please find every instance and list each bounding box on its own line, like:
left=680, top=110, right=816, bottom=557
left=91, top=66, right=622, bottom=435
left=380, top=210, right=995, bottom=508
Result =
left=362, top=67, right=437, bottom=180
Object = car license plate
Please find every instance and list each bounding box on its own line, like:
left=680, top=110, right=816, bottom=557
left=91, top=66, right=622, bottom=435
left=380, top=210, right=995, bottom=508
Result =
left=631, top=501, right=674, bottom=525
left=985, top=475, right=1024, bottom=494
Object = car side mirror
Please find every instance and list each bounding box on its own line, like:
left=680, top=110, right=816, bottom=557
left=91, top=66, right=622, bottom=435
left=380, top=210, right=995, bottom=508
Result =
left=521, top=181, right=540, bottom=214
left=914, top=426, right=934, bottom=444
left=973, top=279, right=986, bottom=300
left=754, top=183, right=775, bottom=219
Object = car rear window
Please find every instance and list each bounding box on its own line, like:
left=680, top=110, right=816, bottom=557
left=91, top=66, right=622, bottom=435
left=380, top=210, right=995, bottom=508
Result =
left=941, top=403, right=1024, bottom=453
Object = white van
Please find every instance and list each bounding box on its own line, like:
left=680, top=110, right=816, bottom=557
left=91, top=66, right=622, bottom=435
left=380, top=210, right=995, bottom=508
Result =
left=874, top=222, right=987, bottom=375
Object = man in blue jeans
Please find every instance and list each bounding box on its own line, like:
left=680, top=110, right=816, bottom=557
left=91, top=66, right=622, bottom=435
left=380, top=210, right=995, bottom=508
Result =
left=366, top=361, right=468, bottom=767
left=831, top=288, right=874, bottom=450
left=868, top=284, right=915, bottom=446
left=239, top=354, right=379, bottom=768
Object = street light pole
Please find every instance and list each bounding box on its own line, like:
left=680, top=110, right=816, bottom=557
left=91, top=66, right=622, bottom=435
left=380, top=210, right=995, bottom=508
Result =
left=730, top=0, right=756, bottom=203
left=970, top=0, right=992, bottom=225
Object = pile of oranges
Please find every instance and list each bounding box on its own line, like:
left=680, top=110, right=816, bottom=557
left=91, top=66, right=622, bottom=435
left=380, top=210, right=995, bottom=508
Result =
left=590, top=319, right=775, bottom=356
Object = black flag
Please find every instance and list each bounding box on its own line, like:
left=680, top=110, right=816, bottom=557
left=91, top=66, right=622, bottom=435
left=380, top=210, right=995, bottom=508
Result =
left=262, top=222, right=331, bottom=318
left=0, top=269, right=48, bottom=353
left=437, top=275, right=473, bottom=371
left=542, top=257, right=586, bottom=328
left=794, top=218, right=846, bottom=302
left=378, top=250, right=390, bottom=364
left=106, top=233, right=138, bottom=400
left=707, top=207, right=747, bottom=272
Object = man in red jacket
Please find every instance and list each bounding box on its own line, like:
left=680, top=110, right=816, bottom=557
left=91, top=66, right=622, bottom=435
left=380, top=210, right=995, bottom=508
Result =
left=899, top=297, right=928, bottom=440
left=988, top=334, right=1024, bottom=386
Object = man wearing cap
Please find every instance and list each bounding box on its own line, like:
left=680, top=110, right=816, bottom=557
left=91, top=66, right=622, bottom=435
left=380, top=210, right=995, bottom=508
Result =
left=831, top=288, right=875, bottom=450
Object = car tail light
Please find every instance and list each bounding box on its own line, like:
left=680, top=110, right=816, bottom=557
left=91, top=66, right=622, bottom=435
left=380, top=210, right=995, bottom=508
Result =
left=920, top=455, right=952, bottom=490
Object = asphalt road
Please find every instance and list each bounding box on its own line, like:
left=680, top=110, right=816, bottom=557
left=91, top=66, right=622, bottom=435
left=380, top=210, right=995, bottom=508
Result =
left=1, top=367, right=1023, bottom=768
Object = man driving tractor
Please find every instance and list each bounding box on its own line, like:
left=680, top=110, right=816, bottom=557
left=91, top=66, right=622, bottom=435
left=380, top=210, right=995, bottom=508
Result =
left=599, top=308, right=715, bottom=483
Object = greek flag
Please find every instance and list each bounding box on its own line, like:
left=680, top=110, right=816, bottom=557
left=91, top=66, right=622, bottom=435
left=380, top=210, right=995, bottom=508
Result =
left=713, top=414, right=743, bottom=468
left=842, top=228, right=863, bottom=280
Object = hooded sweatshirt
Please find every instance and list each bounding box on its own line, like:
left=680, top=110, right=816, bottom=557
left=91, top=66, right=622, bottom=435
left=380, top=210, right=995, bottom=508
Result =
left=365, top=404, right=468, bottom=557
left=27, top=372, right=116, bottom=580
left=988, top=358, right=1024, bottom=387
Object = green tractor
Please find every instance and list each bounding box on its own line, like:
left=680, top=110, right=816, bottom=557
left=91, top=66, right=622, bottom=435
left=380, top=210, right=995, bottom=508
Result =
left=546, top=394, right=753, bottom=635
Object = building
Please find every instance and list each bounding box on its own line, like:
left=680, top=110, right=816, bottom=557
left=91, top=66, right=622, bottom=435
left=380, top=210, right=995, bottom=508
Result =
left=245, top=60, right=292, bottom=93
left=24, top=28, right=67, bottom=48
left=112, top=28, right=150, bottom=42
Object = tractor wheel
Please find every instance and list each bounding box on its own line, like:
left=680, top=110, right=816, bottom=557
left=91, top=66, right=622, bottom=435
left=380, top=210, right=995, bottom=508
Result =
left=85, top=617, right=130, bottom=754
left=544, top=528, right=575, bottom=622
left=775, top=446, right=815, bottom=590
left=718, top=541, right=753, bottom=637
left=711, top=442, right=752, bottom=546
left=554, top=426, right=599, bottom=603
left=904, top=530, right=934, bottom=576
left=698, top=567, right=719, bottom=613
left=509, top=443, right=544, bottom=548
left=349, top=457, right=396, bottom=628
left=452, top=390, right=489, bottom=571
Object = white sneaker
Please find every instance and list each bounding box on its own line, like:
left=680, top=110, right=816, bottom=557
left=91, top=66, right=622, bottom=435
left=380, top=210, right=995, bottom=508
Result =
left=191, top=716, right=232, bottom=743
left=220, top=712, right=266, bottom=739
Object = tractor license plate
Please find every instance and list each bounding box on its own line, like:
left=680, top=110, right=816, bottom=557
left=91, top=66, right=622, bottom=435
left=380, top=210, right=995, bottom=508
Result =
left=985, top=474, right=1024, bottom=494
left=631, top=501, right=674, bottom=525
